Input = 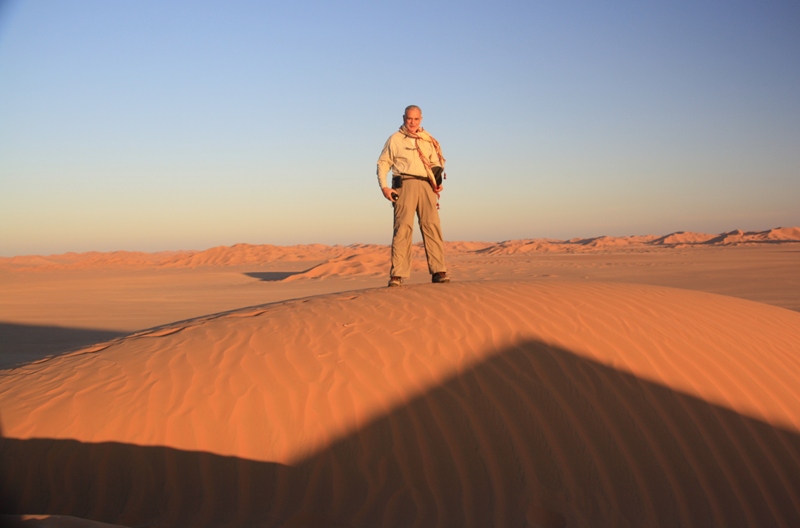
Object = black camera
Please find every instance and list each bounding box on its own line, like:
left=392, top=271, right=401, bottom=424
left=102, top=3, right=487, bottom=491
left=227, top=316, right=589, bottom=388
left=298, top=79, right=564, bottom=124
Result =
left=432, top=166, right=444, bottom=186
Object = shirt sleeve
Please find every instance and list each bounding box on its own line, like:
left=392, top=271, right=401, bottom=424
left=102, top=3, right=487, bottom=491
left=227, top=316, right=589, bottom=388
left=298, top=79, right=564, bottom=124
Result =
left=376, top=136, right=393, bottom=189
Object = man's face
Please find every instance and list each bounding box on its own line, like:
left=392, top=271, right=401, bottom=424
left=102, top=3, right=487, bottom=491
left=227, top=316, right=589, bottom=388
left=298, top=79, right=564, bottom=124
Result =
left=404, top=108, right=422, bottom=133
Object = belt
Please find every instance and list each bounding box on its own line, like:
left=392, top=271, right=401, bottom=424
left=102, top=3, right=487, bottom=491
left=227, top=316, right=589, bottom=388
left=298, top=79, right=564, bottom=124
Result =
left=398, top=173, right=428, bottom=181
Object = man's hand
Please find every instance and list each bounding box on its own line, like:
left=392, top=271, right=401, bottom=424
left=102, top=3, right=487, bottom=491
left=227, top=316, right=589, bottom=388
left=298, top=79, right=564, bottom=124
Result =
left=433, top=185, right=444, bottom=193
left=382, top=187, right=397, bottom=202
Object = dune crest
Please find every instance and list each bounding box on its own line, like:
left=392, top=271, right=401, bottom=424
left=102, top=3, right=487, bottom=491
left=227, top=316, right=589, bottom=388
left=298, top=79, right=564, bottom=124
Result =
left=282, top=251, right=388, bottom=280
left=2, top=282, right=800, bottom=527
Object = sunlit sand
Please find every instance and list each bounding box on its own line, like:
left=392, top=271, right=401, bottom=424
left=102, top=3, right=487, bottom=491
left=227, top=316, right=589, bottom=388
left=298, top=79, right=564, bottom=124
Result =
left=1, top=227, right=799, bottom=527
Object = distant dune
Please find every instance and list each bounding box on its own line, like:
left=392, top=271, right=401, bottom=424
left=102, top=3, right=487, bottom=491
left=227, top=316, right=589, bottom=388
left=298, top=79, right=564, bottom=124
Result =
left=2, top=227, right=798, bottom=272
left=2, top=282, right=800, bottom=527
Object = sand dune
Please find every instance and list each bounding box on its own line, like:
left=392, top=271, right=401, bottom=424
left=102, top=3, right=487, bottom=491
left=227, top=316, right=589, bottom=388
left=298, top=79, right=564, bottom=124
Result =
left=283, top=251, right=390, bottom=280
left=162, top=243, right=345, bottom=268
left=0, top=250, right=189, bottom=271
left=2, top=282, right=799, bottom=527
left=2, top=227, right=797, bottom=272
left=480, top=227, right=800, bottom=255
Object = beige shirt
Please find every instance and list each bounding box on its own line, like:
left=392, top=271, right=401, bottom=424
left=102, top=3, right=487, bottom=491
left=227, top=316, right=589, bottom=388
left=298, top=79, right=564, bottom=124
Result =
left=376, top=131, right=442, bottom=189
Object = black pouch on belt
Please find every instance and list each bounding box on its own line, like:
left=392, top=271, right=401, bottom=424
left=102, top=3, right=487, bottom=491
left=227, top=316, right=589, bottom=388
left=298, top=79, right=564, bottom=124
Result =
left=392, top=176, right=403, bottom=189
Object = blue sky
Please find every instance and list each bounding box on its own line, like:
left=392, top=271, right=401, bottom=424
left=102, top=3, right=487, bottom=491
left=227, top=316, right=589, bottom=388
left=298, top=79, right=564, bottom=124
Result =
left=1, top=0, right=798, bottom=256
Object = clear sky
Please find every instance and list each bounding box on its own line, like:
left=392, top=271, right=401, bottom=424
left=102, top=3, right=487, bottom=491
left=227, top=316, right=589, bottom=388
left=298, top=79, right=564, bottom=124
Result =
left=1, top=0, right=798, bottom=256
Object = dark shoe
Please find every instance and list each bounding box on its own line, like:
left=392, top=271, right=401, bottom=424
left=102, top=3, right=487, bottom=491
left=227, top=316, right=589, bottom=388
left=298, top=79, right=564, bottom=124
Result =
left=388, top=276, right=403, bottom=287
left=432, top=272, right=450, bottom=283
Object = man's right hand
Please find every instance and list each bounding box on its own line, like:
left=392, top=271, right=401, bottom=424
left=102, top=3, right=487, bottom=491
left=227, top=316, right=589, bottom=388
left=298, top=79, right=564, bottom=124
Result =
left=382, top=187, right=397, bottom=202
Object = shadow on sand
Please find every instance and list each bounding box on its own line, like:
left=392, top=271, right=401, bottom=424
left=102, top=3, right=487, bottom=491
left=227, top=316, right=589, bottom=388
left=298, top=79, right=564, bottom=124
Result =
left=0, top=322, right=126, bottom=370
left=2, top=340, right=799, bottom=527
left=243, top=271, right=307, bottom=282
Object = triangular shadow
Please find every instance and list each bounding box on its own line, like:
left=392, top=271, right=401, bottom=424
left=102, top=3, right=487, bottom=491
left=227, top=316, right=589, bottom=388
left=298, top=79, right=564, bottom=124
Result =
left=2, top=340, right=799, bottom=527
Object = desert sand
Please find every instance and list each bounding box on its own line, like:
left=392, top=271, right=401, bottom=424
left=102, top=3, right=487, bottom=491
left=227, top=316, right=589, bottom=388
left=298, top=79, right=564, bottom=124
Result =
left=1, top=227, right=800, bottom=527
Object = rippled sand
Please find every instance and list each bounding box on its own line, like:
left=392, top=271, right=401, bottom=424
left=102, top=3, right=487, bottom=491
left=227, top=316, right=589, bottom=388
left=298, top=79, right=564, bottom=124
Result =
left=1, top=228, right=799, bottom=527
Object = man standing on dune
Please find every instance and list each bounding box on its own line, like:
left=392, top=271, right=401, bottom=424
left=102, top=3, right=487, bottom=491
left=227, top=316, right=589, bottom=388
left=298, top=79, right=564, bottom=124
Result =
left=377, top=105, right=449, bottom=287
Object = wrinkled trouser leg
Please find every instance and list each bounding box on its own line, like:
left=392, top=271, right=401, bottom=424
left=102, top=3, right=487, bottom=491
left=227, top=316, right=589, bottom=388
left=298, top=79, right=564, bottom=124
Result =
left=390, top=179, right=446, bottom=278
left=390, top=182, right=415, bottom=278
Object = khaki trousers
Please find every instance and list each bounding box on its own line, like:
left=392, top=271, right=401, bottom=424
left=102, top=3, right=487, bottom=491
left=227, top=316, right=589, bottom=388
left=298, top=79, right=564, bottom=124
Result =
left=391, top=179, right=446, bottom=278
